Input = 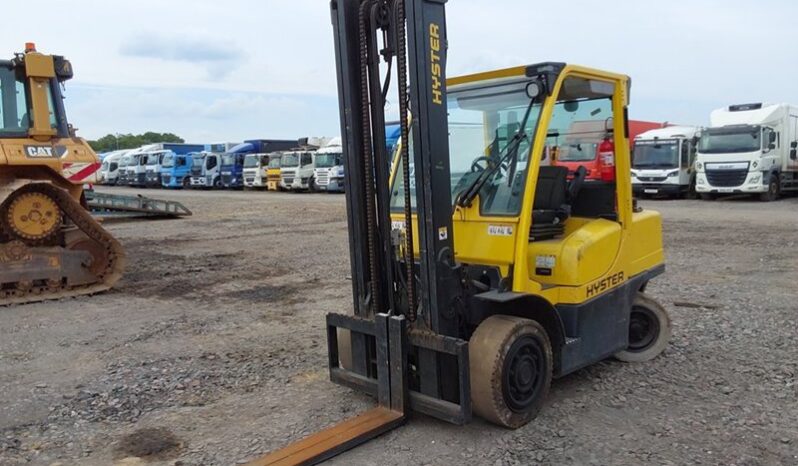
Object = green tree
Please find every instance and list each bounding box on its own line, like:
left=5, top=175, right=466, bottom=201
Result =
left=88, top=132, right=185, bottom=153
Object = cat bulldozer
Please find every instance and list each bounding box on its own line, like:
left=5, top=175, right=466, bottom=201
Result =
left=0, top=44, right=125, bottom=305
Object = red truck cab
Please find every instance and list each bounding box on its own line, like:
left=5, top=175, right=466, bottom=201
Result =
left=552, top=120, right=665, bottom=180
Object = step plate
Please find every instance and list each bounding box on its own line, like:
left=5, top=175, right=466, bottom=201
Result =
left=245, top=407, right=404, bottom=466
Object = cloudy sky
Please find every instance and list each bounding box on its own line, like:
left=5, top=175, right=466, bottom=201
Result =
left=4, top=0, right=797, bottom=143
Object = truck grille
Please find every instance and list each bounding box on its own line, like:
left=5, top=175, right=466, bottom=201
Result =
left=222, top=174, right=233, bottom=185
left=244, top=177, right=255, bottom=184
left=706, top=169, right=747, bottom=187
left=162, top=175, right=171, bottom=185
left=283, top=178, right=294, bottom=185
left=638, top=176, right=667, bottom=182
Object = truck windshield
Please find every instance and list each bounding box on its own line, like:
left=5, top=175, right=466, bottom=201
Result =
left=281, top=154, right=299, bottom=167
left=192, top=156, right=205, bottom=167
left=315, top=153, right=342, bottom=168
left=162, top=154, right=176, bottom=168
left=0, top=65, right=30, bottom=137
left=244, top=156, right=260, bottom=168
left=557, top=143, right=598, bottom=162
left=633, top=140, right=679, bottom=168
left=699, top=127, right=760, bottom=154
left=222, top=154, right=236, bottom=166
left=268, top=157, right=281, bottom=168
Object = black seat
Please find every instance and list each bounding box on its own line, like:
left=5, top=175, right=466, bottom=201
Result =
left=530, top=166, right=570, bottom=241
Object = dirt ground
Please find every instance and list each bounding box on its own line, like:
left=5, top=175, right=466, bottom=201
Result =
left=1, top=187, right=797, bottom=466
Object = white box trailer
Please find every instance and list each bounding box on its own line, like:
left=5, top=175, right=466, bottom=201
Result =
left=695, top=103, right=798, bottom=201
left=631, top=126, right=701, bottom=198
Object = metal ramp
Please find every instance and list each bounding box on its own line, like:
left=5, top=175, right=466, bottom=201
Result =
left=86, top=191, right=192, bottom=220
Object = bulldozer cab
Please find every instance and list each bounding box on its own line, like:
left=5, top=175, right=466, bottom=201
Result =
left=390, top=64, right=662, bottom=305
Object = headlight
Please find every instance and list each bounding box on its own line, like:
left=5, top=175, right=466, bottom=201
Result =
left=667, top=170, right=679, bottom=177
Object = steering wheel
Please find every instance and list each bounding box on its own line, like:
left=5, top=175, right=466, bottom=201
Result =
left=568, top=165, right=588, bottom=202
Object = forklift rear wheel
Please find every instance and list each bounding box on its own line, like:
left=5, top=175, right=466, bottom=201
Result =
left=469, top=315, right=552, bottom=429
left=614, top=293, right=671, bottom=363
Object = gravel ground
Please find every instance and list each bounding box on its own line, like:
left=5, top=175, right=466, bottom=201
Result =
left=1, top=187, right=796, bottom=466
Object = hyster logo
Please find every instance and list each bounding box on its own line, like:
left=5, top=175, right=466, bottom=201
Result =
left=586, top=272, right=625, bottom=298
left=429, top=23, right=443, bottom=105
left=25, top=146, right=54, bottom=158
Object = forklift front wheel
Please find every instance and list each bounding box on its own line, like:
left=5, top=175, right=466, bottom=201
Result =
left=469, top=316, right=553, bottom=429
left=615, top=293, right=671, bottom=363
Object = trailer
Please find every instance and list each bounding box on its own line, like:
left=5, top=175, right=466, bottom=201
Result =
left=695, top=103, right=798, bottom=201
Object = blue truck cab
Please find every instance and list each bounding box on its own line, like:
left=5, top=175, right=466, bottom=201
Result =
left=220, top=139, right=298, bottom=189
left=161, top=152, right=197, bottom=188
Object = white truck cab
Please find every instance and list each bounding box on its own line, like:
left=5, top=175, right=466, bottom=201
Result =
left=313, top=137, right=344, bottom=192
left=280, top=151, right=317, bottom=191
left=99, top=150, right=127, bottom=185
left=243, top=153, right=270, bottom=189
left=190, top=152, right=223, bottom=188
left=144, top=150, right=169, bottom=188
left=631, top=126, right=701, bottom=198
left=695, top=103, right=798, bottom=201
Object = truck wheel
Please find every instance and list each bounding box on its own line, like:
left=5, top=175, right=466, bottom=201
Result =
left=615, top=293, right=671, bottom=363
left=759, top=176, right=780, bottom=202
left=213, top=178, right=223, bottom=189
left=182, top=177, right=190, bottom=189
left=685, top=180, right=697, bottom=200
left=469, top=315, right=552, bottom=428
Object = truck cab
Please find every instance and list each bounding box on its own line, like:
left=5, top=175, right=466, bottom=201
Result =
left=128, top=152, right=150, bottom=187
left=266, top=154, right=282, bottom=191
left=313, top=137, right=345, bottom=192
left=161, top=152, right=194, bottom=188
left=243, top=153, right=270, bottom=189
left=144, top=150, right=169, bottom=188
left=553, top=120, right=664, bottom=180
left=695, top=103, right=798, bottom=201
left=99, top=151, right=126, bottom=185
left=631, top=126, right=700, bottom=198
left=280, top=151, right=316, bottom=191
left=190, top=152, right=222, bottom=188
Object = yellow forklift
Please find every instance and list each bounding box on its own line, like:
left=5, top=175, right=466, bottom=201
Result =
left=249, top=0, right=670, bottom=464
left=0, top=44, right=125, bottom=305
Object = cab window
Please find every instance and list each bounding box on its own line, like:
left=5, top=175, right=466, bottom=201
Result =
left=0, top=66, right=30, bottom=134
left=301, top=153, right=313, bottom=166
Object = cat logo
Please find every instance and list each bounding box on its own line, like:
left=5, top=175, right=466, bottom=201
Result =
left=24, top=146, right=55, bottom=158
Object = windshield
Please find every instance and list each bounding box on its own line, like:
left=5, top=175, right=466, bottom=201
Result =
left=0, top=65, right=30, bottom=136
left=192, top=156, right=205, bottom=167
left=222, top=154, right=238, bottom=166
left=244, top=156, right=260, bottom=168
left=391, top=77, right=543, bottom=215
left=281, top=154, right=299, bottom=167
left=268, top=157, right=281, bottom=168
left=162, top=154, right=176, bottom=168
left=633, top=140, right=679, bottom=168
left=699, top=127, right=760, bottom=154
left=315, top=153, right=342, bottom=168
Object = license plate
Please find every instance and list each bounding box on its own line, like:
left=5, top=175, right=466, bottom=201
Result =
left=644, top=189, right=658, bottom=194
left=718, top=188, right=734, bottom=193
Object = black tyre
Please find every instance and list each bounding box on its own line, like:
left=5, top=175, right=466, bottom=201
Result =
left=615, top=293, right=671, bottom=363
left=213, top=177, right=223, bottom=189
left=759, top=176, right=780, bottom=202
left=182, top=177, right=190, bottom=189
left=469, top=315, right=553, bottom=428
left=684, top=179, right=697, bottom=200
left=309, top=177, right=318, bottom=193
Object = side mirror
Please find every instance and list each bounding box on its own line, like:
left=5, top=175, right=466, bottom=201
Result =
left=791, top=149, right=797, bottom=160
left=791, top=141, right=797, bottom=149
left=769, top=143, right=776, bottom=151
left=769, top=132, right=777, bottom=143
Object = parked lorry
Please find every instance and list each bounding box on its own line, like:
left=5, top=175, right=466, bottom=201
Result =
left=312, top=137, right=345, bottom=192
left=552, top=120, right=665, bottom=180
left=631, top=126, right=701, bottom=198
left=279, top=151, right=317, bottom=191
left=243, top=154, right=273, bottom=189
left=99, top=150, right=130, bottom=185
left=189, top=152, right=223, bottom=188
left=266, top=154, right=283, bottom=191
left=220, top=140, right=298, bottom=189
left=144, top=150, right=168, bottom=188
left=161, top=152, right=197, bottom=188
left=695, top=103, right=798, bottom=201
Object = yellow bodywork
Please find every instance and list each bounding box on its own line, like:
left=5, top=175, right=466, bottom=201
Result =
left=390, top=64, right=664, bottom=307
left=266, top=167, right=282, bottom=191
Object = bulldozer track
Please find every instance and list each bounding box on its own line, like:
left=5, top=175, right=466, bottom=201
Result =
left=0, top=182, right=126, bottom=306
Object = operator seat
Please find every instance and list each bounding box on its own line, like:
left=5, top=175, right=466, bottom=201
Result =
left=530, top=165, right=571, bottom=241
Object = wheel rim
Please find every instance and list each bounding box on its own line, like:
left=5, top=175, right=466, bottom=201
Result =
left=502, top=335, right=546, bottom=413
left=627, top=306, right=660, bottom=352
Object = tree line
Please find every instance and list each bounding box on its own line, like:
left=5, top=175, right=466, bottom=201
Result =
left=88, top=132, right=184, bottom=153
